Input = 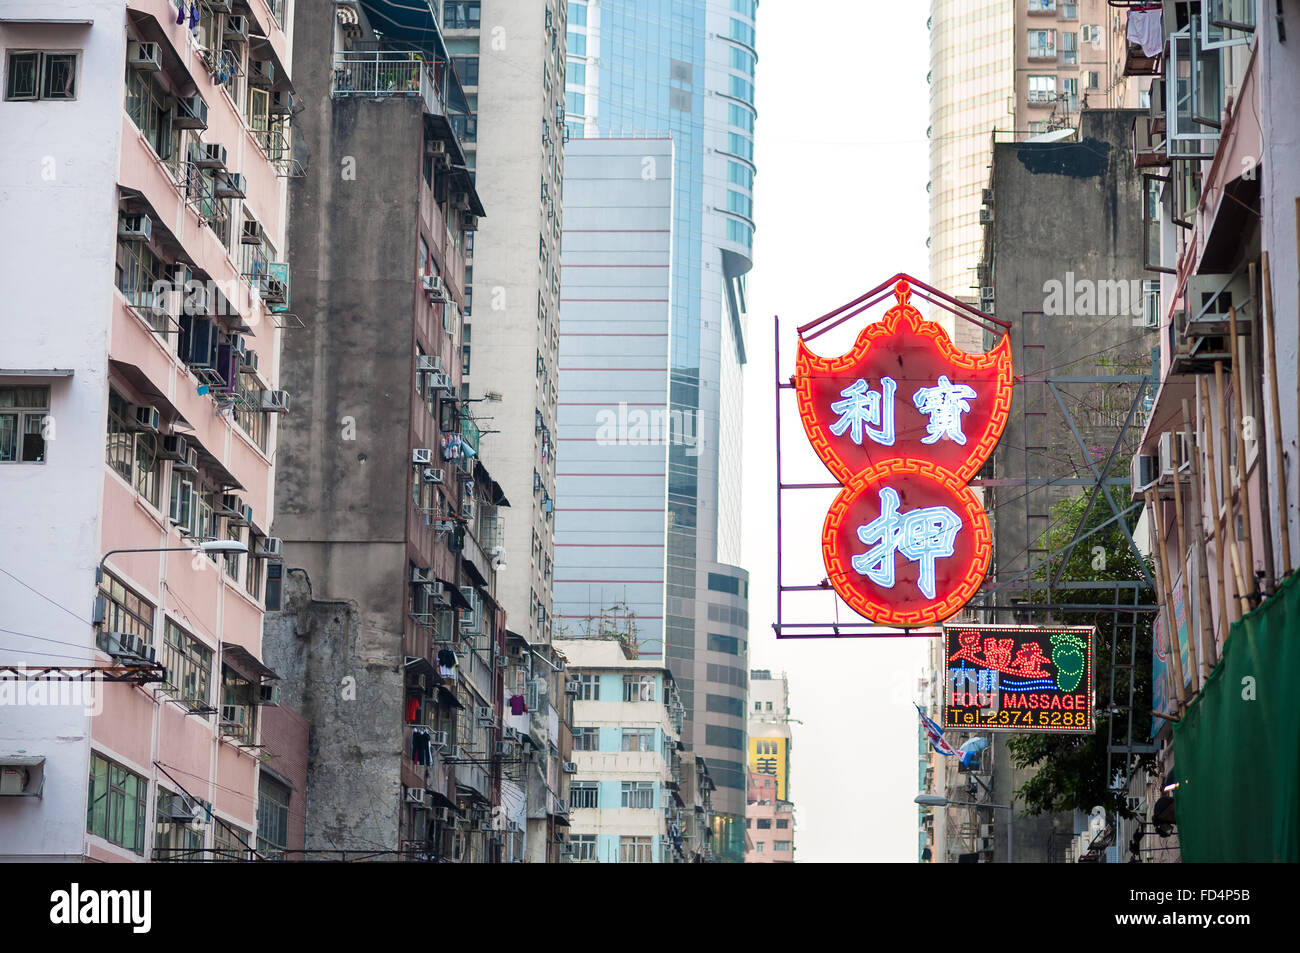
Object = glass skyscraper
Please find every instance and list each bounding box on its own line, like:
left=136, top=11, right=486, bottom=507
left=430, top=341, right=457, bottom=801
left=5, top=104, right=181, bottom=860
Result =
left=560, top=0, right=755, bottom=861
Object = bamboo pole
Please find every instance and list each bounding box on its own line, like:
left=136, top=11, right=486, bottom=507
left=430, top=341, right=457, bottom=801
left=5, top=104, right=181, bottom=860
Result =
left=1262, top=251, right=1293, bottom=577
left=1250, top=261, right=1277, bottom=595
left=1228, top=305, right=1258, bottom=606
left=1200, top=380, right=1234, bottom=644
left=1169, top=437, right=1202, bottom=691
left=1295, top=198, right=1299, bottom=545
left=1215, top=362, right=1250, bottom=618
left=1148, top=489, right=1188, bottom=706
left=1183, top=397, right=1219, bottom=674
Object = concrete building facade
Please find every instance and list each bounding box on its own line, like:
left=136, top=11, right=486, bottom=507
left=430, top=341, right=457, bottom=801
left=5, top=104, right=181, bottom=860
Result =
left=745, top=670, right=795, bottom=862
left=744, top=772, right=793, bottom=862
left=0, top=0, right=296, bottom=860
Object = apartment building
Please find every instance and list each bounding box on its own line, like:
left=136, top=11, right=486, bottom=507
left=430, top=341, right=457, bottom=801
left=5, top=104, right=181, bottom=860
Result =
left=745, top=670, right=795, bottom=862
left=744, top=773, right=793, bottom=862
left=442, top=0, right=572, bottom=860
left=557, top=637, right=693, bottom=863
left=260, top=0, right=510, bottom=861
left=0, top=0, right=296, bottom=860
left=1128, top=0, right=1299, bottom=862
left=557, top=0, right=757, bottom=863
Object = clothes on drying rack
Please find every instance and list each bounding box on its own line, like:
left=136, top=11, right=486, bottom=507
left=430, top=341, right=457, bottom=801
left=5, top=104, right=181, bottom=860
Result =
left=437, top=648, right=457, bottom=678
left=508, top=693, right=527, bottom=716
left=410, top=726, right=436, bottom=765
left=406, top=695, right=421, bottom=724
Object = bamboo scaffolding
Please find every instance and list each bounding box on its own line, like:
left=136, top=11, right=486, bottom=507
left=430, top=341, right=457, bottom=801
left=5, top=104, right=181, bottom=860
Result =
left=1183, top=397, right=1219, bottom=674
left=1228, top=305, right=1258, bottom=606
left=1200, top=380, right=1234, bottom=644
left=1262, top=251, right=1293, bottom=577
left=1249, top=261, right=1277, bottom=595
left=1170, top=439, right=1202, bottom=691
left=1147, top=489, right=1188, bottom=706
left=1214, top=362, right=1250, bottom=618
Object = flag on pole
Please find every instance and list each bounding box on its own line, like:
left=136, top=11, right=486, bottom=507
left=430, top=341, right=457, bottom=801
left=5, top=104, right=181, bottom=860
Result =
left=915, top=704, right=959, bottom=757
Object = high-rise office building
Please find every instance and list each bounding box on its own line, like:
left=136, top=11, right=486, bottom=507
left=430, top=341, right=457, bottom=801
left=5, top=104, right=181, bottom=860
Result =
left=555, top=0, right=757, bottom=862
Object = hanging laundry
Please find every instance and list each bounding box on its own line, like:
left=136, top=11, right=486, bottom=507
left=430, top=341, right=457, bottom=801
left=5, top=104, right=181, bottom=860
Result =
left=508, top=694, right=527, bottom=716
left=437, top=648, right=457, bottom=678
left=1126, top=9, right=1164, bottom=58
left=189, top=4, right=201, bottom=30
left=176, top=2, right=187, bottom=25
left=406, top=696, right=420, bottom=724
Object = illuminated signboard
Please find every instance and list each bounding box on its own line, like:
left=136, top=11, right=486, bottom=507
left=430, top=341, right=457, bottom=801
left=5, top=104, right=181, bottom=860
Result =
left=795, top=279, right=1011, bottom=627
left=941, top=624, right=1095, bottom=733
left=749, top=737, right=788, bottom=800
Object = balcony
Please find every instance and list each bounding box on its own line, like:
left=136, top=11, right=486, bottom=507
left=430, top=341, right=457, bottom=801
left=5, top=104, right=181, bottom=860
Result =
left=332, top=50, right=454, bottom=120
left=1123, top=8, right=1164, bottom=77
left=1027, top=0, right=1056, bottom=15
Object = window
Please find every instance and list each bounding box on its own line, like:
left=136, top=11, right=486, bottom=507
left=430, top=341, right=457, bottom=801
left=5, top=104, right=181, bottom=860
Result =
left=730, top=18, right=755, bottom=47
left=727, top=132, right=753, bottom=161
left=220, top=665, right=257, bottom=745
left=729, top=47, right=755, bottom=77
left=572, top=726, right=600, bottom=751
left=568, top=2, right=587, bottom=27
left=726, top=219, right=752, bottom=248
left=154, top=789, right=203, bottom=860
left=729, top=75, right=753, bottom=102
left=570, top=833, right=596, bottom=860
left=705, top=724, right=744, bottom=748
left=87, top=752, right=148, bottom=855
left=766, top=701, right=773, bottom=711
left=774, top=840, right=792, bottom=852
left=160, top=620, right=213, bottom=711
left=727, top=190, right=753, bottom=219
left=1027, top=0, right=1055, bottom=11
left=213, top=822, right=251, bottom=861
left=1027, top=29, right=1056, bottom=59
left=97, top=571, right=155, bottom=648
left=619, top=835, right=653, bottom=863
left=732, top=0, right=756, bottom=18
left=756, top=818, right=771, bottom=829
left=776, top=819, right=790, bottom=829
left=168, top=470, right=196, bottom=535
left=0, top=386, right=49, bottom=463
left=1027, top=75, right=1056, bottom=104
left=566, top=91, right=584, bottom=117
left=621, top=728, right=656, bottom=752
left=234, top=371, right=267, bottom=451
left=256, top=775, right=290, bottom=858
left=574, top=672, right=599, bottom=700
left=754, top=701, right=761, bottom=711
left=5, top=50, right=77, bottom=101
left=570, top=781, right=599, bottom=809
left=1061, top=77, right=1079, bottom=110
left=106, top=391, right=161, bottom=506
left=452, top=56, right=478, bottom=86
left=755, top=841, right=765, bottom=852
left=623, top=673, right=655, bottom=702
left=728, top=161, right=753, bottom=189
left=621, top=781, right=655, bottom=809
left=567, top=60, right=586, bottom=87
left=265, top=561, right=284, bottom=611
left=1062, top=31, right=1078, bottom=65
left=1060, top=2, right=1078, bottom=19
left=568, top=32, right=586, bottom=57
left=706, top=694, right=744, bottom=717
left=443, top=1, right=480, bottom=30
left=1087, top=70, right=1100, bottom=90
left=707, top=634, right=741, bottom=656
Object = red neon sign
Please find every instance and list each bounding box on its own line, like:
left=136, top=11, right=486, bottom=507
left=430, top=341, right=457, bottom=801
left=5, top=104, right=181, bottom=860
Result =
left=795, top=279, right=1011, bottom=628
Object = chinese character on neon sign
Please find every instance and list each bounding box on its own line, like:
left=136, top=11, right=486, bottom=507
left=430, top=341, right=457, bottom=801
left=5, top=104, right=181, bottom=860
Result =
left=795, top=278, right=1012, bottom=628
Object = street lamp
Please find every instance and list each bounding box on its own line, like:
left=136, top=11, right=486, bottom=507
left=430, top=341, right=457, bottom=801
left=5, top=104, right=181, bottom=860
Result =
left=96, top=541, right=249, bottom=583
left=914, top=793, right=1015, bottom=863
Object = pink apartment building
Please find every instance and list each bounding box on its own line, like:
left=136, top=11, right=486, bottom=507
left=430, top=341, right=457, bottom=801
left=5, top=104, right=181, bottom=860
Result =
left=0, top=0, right=296, bottom=860
left=745, top=772, right=794, bottom=862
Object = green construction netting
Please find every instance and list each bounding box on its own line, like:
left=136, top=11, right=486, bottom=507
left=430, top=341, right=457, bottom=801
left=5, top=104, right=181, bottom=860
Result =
left=1173, top=570, right=1300, bottom=862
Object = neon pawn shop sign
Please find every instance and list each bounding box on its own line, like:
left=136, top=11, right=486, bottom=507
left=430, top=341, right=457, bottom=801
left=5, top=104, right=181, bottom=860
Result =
left=795, top=279, right=1011, bottom=628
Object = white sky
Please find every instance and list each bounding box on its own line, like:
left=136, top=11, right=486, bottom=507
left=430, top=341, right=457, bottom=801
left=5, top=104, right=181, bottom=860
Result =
left=743, top=0, right=933, bottom=862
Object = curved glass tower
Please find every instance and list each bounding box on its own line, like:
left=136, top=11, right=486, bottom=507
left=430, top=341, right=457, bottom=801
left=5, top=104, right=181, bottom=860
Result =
left=560, top=0, right=755, bottom=861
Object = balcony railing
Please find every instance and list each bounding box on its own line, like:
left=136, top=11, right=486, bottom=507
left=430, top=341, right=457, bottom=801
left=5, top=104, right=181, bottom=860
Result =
left=332, top=51, right=448, bottom=118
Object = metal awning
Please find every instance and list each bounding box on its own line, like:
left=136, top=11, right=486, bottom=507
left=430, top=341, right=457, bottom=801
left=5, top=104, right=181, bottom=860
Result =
left=405, top=655, right=436, bottom=680
left=221, top=644, right=278, bottom=682
left=447, top=165, right=485, bottom=218
left=474, top=460, right=509, bottom=507
left=437, top=685, right=463, bottom=710
left=127, top=10, right=201, bottom=97
left=358, top=1, right=447, bottom=58
left=439, top=576, right=471, bottom=610
left=428, top=788, right=458, bottom=811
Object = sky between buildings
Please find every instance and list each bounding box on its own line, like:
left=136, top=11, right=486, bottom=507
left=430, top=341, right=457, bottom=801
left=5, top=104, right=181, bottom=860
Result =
left=744, top=0, right=932, bottom=863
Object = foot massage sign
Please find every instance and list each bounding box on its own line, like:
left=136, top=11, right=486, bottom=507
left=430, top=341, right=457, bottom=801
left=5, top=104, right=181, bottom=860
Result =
left=795, top=279, right=1011, bottom=627
left=941, top=624, right=1096, bottom=733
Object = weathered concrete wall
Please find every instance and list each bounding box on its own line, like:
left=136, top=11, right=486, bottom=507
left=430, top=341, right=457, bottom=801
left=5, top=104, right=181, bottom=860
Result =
left=263, top=569, right=402, bottom=852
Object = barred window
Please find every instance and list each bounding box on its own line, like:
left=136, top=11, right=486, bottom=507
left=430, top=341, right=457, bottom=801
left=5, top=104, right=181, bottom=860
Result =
left=97, top=571, right=154, bottom=646
left=620, top=781, right=655, bottom=809
left=256, top=774, right=290, bottom=857
left=623, top=673, right=655, bottom=702
left=618, top=835, right=653, bottom=863
left=569, top=781, right=599, bottom=809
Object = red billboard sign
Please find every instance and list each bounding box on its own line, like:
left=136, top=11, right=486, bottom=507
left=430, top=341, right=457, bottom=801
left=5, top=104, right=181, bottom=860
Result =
left=795, top=279, right=1011, bottom=627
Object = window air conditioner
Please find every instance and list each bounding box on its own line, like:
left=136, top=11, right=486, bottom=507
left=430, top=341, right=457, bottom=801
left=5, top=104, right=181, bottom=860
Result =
left=430, top=730, right=448, bottom=750
left=421, top=274, right=446, bottom=299
left=118, top=213, right=153, bottom=242
left=224, top=15, right=250, bottom=42
left=214, top=171, right=247, bottom=199
left=257, top=684, right=281, bottom=705
left=411, top=565, right=432, bottom=583
left=196, top=143, right=228, bottom=170
left=461, top=213, right=478, bottom=231
left=428, top=372, right=454, bottom=394
left=494, top=741, right=511, bottom=757
left=461, top=499, right=476, bottom=521
left=979, top=207, right=993, bottom=225
left=173, top=94, right=209, bottom=130
left=423, top=467, right=445, bottom=484
left=425, top=139, right=446, bottom=157
left=256, top=537, right=283, bottom=558
left=129, top=404, right=161, bottom=433
left=428, top=581, right=450, bottom=606
left=269, top=90, right=293, bottom=115
left=405, top=787, right=429, bottom=807
left=1132, top=453, right=1159, bottom=495
left=475, top=705, right=493, bottom=723
left=562, top=761, right=578, bottom=774
left=128, top=41, right=164, bottom=72
left=413, top=448, right=433, bottom=465
left=174, top=447, right=199, bottom=474
left=248, top=58, right=275, bottom=89
left=979, top=286, right=995, bottom=300
left=160, top=434, right=190, bottom=460
left=564, top=680, right=580, bottom=695
left=241, top=219, right=263, bottom=245
left=261, top=390, right=291, bottom=414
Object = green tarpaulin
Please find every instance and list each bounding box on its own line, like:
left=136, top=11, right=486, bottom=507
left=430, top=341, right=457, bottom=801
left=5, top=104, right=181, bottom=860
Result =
left=1173, top=571, right=1300, bottom=862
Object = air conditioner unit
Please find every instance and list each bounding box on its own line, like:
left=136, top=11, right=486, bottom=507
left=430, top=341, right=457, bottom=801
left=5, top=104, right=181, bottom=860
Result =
left=433, top=519, right=456, bottom=533
left=257, top=684, right=281, bottom=705
left=248, top=58, right=275, bottom=88
left=1142, top=281, right=1160, bottom=329
left=979, top=207, right=993, bottom=225
left=269, top=90, right=293, bottom=115
left=461, top=499, right=476, bottom=521
left=979, top=824, right=995, bottom=838
left=174, top=447, right=199, bottom=474
left=979, top=286, right=994, bottom=300
left=413, top=448, right=433, bottom=465
left=980, top=188, right=993, bottom=206
left=160, top=434, right=190, bottom=461
left=429, top=730, right=448, bottom=750
left=461, top=213, right=478, bottom=231
left=981, top=296, right=995, bottom=314
left=428, top=581, right=450, bottom=606
left=1158, top=431, right=1190, bottom=483
left=261, top=390, right=290, bottom=414
left=425, top=139, right=446, bottom=157
left=562, top=761, right=578, bottom=774
left=503, top=725, right=520, bottom=742
left=422, top=467, right=445, bottom=485
left=128, top=41, right=164, bottom=72
left=229, top=504, right=254, bottom=527
left=239, top=349, right=259, bottom=374
left=1132, top=453, right=1159, bottom=495
left=434, top=806, right=452, bottom=822
left=256, top=537, right=283, bottom=558
left=564, top=679, right=579, bottom=695
left=214, top=172, right=247, bottom=199
left=1149, top=77, right=1166, bottom=134
left=448, top=746, right=464, bottom=761
left=427, top=372, right=454, bottom=394
left=128, top=404, right=161, bottom=433
left=416, top=355, right=438, bottom=373
left=218, top=493, right=243, bottom=517
left=421, top=274, right=446, bottom=299
left=259, top=275, right=287, bottom=305
left=411, top=565, right=432, bottom=584
left=196, top=142, right=228, bottom=170
left=173, top=94, right=209, bottom=130
left=241, top=219, right=263, bottom=245
left=101, top=631, right=157, bottom=665
left=495, top=653, right=508, bottom=669
left=224, top=15, right=250, bottom=42
left=475, top=705, right=493, bottom=723
left=507, top=820, right=520, bottom=833
left=118, top=213, right=153, bottom=242
left=451, top=192, right=470, bottom=211
left=405, top=787, right=428, bottom=807
left=494, top=741, right=511, bottom=756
